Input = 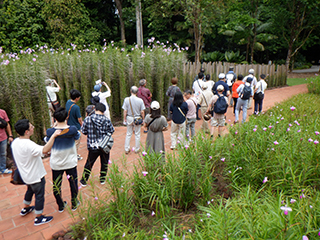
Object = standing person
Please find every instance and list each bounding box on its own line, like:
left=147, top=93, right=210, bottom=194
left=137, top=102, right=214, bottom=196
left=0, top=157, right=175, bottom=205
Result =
left=226, top=67, right=237, bottom=107
left=144, top=101, right=168, bottom=154
left=80, top=103, right=115, bottom=186
left=137, top=79, right=152, bottom=116
left=206, top=85, right=228, bottom=138
left=170, top=91, right=188, bottom=149
left=235, top=78, right=254, bottom=123
left=232, top=74, right=244, bottom=115
left=205, top=74, right=215, bottom=91
left=166, top=77, right=180, bottom=121
left=192, top=72, right=204, bottom=120
left=45, top=79, right=61, bottom=126
left=45, top=108, right=80, bottom=212
left=0, top=108, right=13, bottom=174
left=91, top=80, right=112, bottom=120
left=243, top=69, right=257, bottom=110
left=198, top=82, right=213, bottom=132
left=254, top=74, right=268, bottom=114
left=11, top=119, right=61, bottom=226
left=184, top=90, right=197, bottom=140
left=122, top=86, right=145, bottom=154
left=66, top=89, right=83, bottom=161
left=212, top=73, right=230, bottom=97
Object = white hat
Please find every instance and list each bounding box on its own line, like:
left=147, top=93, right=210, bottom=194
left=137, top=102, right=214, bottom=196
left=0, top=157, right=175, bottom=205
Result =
left=249, top=69, right=254, bottom=74
left=151, top=101, right=160, bottom=110
left=217, top=85, right=224, bottom=92
left=201, top=82, right=208, bottom=89
left=95, top=79, right=102, bottom=85
left=218, top=73, right=225, bottom=79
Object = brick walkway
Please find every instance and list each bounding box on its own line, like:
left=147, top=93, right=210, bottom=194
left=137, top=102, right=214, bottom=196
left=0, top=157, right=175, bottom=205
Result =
left=0, top=84, right=308, bottom=240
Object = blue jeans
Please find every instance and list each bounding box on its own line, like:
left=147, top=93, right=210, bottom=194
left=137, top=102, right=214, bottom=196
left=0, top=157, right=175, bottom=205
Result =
left=186, top=118, right=196, bottom=140
left=254, top=98, right=263, bottom=114
left=0, top=139, right=7, bottom=172
left=24, top=177, right=46, bottom=215
left=235, top=98, right=248, bottom=123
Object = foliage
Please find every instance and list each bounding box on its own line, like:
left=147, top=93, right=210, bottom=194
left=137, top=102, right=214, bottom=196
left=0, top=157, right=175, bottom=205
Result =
left=307, top=76, right=320, bottom=95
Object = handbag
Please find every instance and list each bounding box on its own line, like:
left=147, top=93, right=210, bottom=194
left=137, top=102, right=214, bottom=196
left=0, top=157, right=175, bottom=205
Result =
left=0, top=117, right=7, bottom=129
left=129, top=97, right=143, bottom=125
left=46, top=91, right=60, bottom=111
left=253, top=92, right=263, bottom=100
left=10, top=168, right=25, bottom=185
left=91, top=117, right=114, bottom=153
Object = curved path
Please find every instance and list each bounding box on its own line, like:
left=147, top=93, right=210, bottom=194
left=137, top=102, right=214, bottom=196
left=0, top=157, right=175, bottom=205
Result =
left=0, top=84, right=308, bottom=240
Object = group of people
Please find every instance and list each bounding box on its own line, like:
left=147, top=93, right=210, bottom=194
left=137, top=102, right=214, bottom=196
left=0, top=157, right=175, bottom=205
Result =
left=0, top=70, right=267, bottom=226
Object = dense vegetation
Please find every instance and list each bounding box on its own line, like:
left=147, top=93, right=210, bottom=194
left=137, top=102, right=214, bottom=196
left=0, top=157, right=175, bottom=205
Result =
left=0, top=0, right=319, bottom=68
left=71, top=76, right=320, bottom=239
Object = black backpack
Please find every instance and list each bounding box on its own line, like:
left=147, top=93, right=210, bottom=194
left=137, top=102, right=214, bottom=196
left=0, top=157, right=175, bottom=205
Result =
left=240, top=85, right=251, bottom=100
left=0, top=117, right=7, bottom=129
left=214, top=95, right=228, bottom=114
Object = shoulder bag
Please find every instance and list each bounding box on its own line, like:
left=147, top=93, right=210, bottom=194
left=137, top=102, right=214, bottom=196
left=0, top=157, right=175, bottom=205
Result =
left=91, top=117, right=114, bottom=154
left=129, top=97, right=143, bottom=125
left=253, top=82, right=264, bottom=100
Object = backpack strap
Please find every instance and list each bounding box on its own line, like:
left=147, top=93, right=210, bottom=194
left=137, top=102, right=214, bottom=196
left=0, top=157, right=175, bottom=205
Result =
left=178, top=107, right=185, bottom=118
left=66, top=103, right=75, bottom=120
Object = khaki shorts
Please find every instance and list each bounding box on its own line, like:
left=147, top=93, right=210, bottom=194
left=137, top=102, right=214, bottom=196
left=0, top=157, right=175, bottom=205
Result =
left=211, top=117, right=225, bottom=127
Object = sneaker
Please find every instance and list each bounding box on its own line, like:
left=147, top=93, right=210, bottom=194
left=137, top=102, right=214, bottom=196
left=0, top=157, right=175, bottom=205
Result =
left=58, top=201, right=67, bottom=213
left=77, top=155, right=83, bottom=161
left=20, top=206, right=35, bottom=216
left=34, top=215, right=53, bottom=226
left=100, top=181, right=106, bottom=185
left=125, top=150, right=130, bottom=155
left=1, top=168, right=12, bottom=174
left=80, top=180, right=87, bottom=187
left=72, top=200, right=80, bottom=211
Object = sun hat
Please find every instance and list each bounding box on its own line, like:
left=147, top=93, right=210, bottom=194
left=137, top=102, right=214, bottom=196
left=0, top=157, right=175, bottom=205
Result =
left=150, top=101, right=160, bottom=110
left=218, top=73, right=225, bottom=79
left=217, top=85, right=224, bottom=91
left=94, top=84, right=101, bottom=92
left=249, top=69, right=254, bottom=74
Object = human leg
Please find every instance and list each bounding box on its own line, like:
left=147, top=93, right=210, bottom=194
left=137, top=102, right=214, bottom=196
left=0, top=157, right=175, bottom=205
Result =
left=254, top=99, right=259, bottom=114
left=99, top=151, right=109, bottom=183
left=235, top=99, right=243, bottom=122
left=177, top=122, right=186, bottom=144
left=0, top=139, right=8, bottom=173
left=170, top=121, right=179, bottom=149
left=81, top=149, right=100, bottom=184
left=52, top=169, right=65, bottom=210
left=30, top=177, right=46, bottom=215
left=134, top=124, right=142, bottom=152
left=259, top=98, right=263, bottom=112
left=185, top=120, right=190, bottom=140
left=242, top=100, right=249, bottom=123
left=233, top=98, right=238, bottom=115
left=65, top=167, right=78, bottom=208
left=124, top=124, right=133, bottom=152
left=189, top=118, right=196, bottom=139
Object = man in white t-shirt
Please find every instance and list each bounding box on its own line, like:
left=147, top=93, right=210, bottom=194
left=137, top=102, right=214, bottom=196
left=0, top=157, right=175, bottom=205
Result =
left=122, top=86, right=145, bottom=154
left=91, top=80, right=112, bottom=119
left=11, top=119, right=61, bottom=226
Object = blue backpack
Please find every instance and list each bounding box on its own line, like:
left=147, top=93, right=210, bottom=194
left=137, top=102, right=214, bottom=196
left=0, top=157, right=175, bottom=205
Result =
left=214, top=95, right=228, bottom=114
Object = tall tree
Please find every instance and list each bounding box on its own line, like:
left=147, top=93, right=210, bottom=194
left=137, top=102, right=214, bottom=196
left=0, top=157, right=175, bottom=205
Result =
left=135, top=0, right=143, bottom=46
left=269, top=0, right=320, bottom=71
left=115, top=0, right=126, bottom=45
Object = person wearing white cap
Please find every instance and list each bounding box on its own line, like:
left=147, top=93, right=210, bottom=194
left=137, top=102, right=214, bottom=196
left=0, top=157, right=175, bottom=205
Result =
left=91, top=80, right=112, bottom=120
left=206, top=84, right=228, bottom=138
left=242, top=69, right=257, bottom=110
left=211, top=73, right=230, bottom=97
left=144, top=101, right=168, bottom=155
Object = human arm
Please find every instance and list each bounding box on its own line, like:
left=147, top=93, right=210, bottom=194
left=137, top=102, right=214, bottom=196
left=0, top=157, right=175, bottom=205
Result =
left=78, top=117, right=83, bottom=126
left=53, top=80, right=61, bottom=90
left=43, top=129, right=62, bottom=153
left=123, top=109, right=127, bottom=125
left=6, top=123, right=13, bottom=143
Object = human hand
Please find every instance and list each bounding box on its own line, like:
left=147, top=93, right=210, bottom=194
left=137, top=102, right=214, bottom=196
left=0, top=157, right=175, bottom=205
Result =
left=123, top=121, right=127, bottom=126
left=52, top=129, right=62, bottom=137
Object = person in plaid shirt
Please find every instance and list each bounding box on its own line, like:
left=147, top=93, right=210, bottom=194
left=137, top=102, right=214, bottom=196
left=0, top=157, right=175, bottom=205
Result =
left=79, top=103, right=114, bottom=186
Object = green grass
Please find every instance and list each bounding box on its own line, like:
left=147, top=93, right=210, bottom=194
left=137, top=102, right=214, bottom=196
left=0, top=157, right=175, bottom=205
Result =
left=287, top=78, right=307, bottom=86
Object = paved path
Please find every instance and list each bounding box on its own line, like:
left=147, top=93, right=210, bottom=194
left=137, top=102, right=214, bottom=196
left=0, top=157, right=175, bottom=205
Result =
left=0, top=84, right=308, bottom=240
left=292, top=65, right=319, bottom=73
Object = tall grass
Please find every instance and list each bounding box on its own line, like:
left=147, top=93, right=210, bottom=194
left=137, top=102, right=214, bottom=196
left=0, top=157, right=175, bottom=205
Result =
left=70, top=92, right=320, bottom=239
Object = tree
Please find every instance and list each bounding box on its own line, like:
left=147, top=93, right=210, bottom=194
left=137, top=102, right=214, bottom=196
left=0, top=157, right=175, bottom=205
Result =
left=115, top=0, right=126, bottom=45
left=135, top=0, right=143, bottom=46
left=269, top=0, right=320, bottom=71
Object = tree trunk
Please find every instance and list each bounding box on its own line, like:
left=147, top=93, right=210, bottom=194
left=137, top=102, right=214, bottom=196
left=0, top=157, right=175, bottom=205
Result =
left=194, top=22, right=201, bottom=63
left=115, top=0, right=126, bottom=46
left=136, top=0, right=143, bottom=46
left=286, top=43, right=292, bottom=73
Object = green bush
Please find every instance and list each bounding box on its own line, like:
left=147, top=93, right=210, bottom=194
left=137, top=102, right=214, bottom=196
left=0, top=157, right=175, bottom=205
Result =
left=307, top=76, right=320, bottom=95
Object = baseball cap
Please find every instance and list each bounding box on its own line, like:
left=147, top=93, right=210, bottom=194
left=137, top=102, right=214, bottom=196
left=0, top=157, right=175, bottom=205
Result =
left=94, top=84, right=101, bottom=92
left=218, top=73, right=225, bottom=79
left=217, top=85, right=224, bottom=91
left=249, top=69, right=254, bottom=74
left=246, top=77, right=253, bottom=83
left=150, top=101, right=160, bottom=110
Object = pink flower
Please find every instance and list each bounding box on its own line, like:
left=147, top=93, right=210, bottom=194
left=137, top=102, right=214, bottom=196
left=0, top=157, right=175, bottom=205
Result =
left=94, top=196, right=98, bottom=201
left=287, top=128, right=290, bottom=132
left=253, top=128, right=257, bottom=132
left=290, top=199, right=296, bottom=204
left=274, top=141, right=279, bottom=145
left=281, top=117, right=284, bottom=120
left=303, top=236, right=309, bottom=240
left=142, top=171, right=148, bottom=176
left=297, top=129, right=301, bottom=132
left=308, top=138, right=313, bottom=142
left=263, top=127, right=267, bottom=131
left=108, top=160, right=112, bottom=164
left=280, top=206, right=292, bottom=215
left=288, top=123, right=292, bottom=127
left=263, top=177, right=268, bottom=183
left=207, top=213, right=211, bottom=217
left=271, top=133, right=274, bottom=135
left=32, top=58, right=36, bottom=62
left=132, top=147, right=135, bottom=152
left=300, top=194, right=306, bottom=199
left=67, top=174, right=70, bottom=179
left=185, top=144, right=189, bottom=150
left=315, top=131, right=319, bottom=135
left=269, top=126, right=272, bottom=129
left=151, top=211, right=155, bottom=216
left=221, top=158, right=225, bottom=162
left=290, top=106, right=296, bottom=111
left=209, top=156, right=212, bottom=159
left=142, top=151, right=147, bottom=156
left=235, top=131, right=238, bottom=135
left=314, top=140, right=319, bottom=144
left=232, top=144, right=235, bottom=146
